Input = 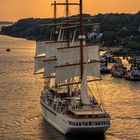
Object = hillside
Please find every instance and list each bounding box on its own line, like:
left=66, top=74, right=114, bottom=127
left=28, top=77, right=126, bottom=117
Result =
left=0, top=11, right=140, bottom=52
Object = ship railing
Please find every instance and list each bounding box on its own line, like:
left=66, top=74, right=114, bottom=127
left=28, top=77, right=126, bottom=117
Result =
left=66, top=109, right=110, bottom=119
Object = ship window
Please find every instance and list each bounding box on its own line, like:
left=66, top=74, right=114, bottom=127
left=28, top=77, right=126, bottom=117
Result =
left=95, top=122, right=100, bottom=125
left=77, top=122, right=81, bottom=126
left=89, top=122, right=91, bottom=126
left=82, top=122, right=86, bottom=126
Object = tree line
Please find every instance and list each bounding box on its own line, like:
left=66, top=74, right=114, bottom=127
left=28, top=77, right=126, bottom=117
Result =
left=0, top=11, right=140, bottom=52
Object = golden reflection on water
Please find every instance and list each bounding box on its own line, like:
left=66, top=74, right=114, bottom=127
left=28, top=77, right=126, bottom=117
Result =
left=0, top=35, right=140, bottom=140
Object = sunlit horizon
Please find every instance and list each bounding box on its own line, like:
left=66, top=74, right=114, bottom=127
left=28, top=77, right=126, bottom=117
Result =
left=0, top=0, right=140, bottom=22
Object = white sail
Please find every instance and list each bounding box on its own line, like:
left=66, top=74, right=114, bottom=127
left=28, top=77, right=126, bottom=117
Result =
left=46, top=42, right=62, bottom=59
left=56, top=62, right=100, bottom=83
left=35, top=41, right=72, bottom=75
left=36, top=41, right=46, bottom=56
left=57, top=45, right=99, bottom=65
left=56, top=44, right=100, bottom=83
left=34, top=41, right=46, bottom=74
left=46, top=41, right=80, bottom=59
left=81, top=64, right=91, bottom=105
left=44, top=41, right=66, bottom=77
left=44, top=41, right=80, bottom=78
left=44, top=59, right=57, bottom=77
left=34, top=58, right=44, bottom=74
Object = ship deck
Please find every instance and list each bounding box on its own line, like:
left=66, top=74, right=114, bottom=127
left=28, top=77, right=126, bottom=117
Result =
left=68, top=105, right=105, bottom=116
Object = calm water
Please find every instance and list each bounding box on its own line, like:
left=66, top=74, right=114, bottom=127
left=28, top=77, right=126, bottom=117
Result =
left=0, top=34, right=140, bottom=140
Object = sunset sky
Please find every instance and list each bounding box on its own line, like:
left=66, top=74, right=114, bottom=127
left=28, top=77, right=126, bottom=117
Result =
left=0, top=0, right=140, bottom=21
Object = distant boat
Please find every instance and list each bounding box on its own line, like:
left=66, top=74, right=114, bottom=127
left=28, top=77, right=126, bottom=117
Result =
left=128, top=56, right=140, bottom=65
left=6, top=48, right=11, bottom=52
left=111, top=58, right=127, bottom=78
left=100, top=56, right=110, bottom=74
left=103, top=51, right=116, bottom=63
left=125, top=65, right=140, bottom=81
left=125, top=59, right=140, bottom=81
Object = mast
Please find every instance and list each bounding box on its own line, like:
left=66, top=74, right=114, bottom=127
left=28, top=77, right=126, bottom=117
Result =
left=66, top=0, right=70, bottom=47
left=51, top=1, right=79, bottom=46
left=79, top=0, right=84, bottom=80
left=54, top=0, right=57, bottom=19
left=66, top=0, right=69, bottom=18
left=53, top=0, right=57, bottom=41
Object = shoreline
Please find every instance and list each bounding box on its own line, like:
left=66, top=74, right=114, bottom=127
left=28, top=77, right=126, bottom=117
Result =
left=0, top=34, right=35, bottom=44
left=0, top=32, right=37, bottom=41
left=0, top=33, right=139, bottom=57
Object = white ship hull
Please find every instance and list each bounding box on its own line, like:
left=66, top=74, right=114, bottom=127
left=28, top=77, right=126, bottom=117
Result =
left=40, top=99, right=110, bottom=135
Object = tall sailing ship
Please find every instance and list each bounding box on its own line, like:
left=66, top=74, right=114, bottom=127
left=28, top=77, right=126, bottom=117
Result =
left=34, top=0, right=111, bottom=135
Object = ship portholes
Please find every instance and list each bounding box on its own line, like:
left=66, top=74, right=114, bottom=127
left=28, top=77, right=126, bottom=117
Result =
left=68, top=121, right=110, bottom=126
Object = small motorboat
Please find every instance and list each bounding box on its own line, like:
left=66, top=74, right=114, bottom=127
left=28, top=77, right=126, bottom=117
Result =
left=111, top=59, right=127, bottom=78
left=103, top=51, right=116, bottom=63
left=100, top=56, right=110, bottom=74
left=6, top=48, right=11, bottom=52
left=125, top=65, right=140, bottom=81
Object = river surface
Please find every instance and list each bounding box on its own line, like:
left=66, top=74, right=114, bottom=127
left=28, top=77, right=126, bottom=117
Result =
left=0, top=34, right=140, bottom=140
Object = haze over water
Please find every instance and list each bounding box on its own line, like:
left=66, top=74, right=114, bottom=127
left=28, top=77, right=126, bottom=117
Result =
left=0, top=33, right=140, bottom=139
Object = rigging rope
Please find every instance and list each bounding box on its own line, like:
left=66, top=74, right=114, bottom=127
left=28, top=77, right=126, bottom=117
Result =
left=86, top=49, right=105, bottom=110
